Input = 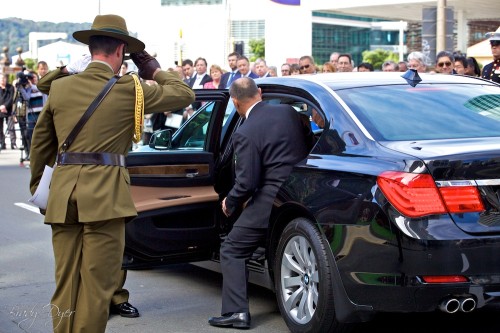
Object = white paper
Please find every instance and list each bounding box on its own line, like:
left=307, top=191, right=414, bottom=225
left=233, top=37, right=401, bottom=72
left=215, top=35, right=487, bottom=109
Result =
left=28, top=164, right=54, bottom=209
left=164, top=113, right=183, bottom=128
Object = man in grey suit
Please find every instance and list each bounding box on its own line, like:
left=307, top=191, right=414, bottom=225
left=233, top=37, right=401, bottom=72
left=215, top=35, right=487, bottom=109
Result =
left=208, top=77, right=309, bottom=329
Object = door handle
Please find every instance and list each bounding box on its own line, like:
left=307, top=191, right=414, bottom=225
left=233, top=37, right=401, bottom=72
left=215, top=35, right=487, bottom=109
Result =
left=185, top=169, right=199, bottom=178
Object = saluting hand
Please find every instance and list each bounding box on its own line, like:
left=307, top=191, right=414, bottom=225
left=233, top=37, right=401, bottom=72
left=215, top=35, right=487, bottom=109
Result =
left=130, top=50, right=161, bottom=80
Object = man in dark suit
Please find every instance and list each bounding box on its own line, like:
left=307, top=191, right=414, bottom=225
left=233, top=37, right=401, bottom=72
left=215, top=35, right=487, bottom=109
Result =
left=254, top=58, right=271, bottom=78
left=220, top=52, right=241, bottom=88
left=481, top=31, right=500, bottom=83
left=188, top=57, right=212, bottom=89
left=236, top=55, right=259, bottom=79
left=30, top=14, right=194, bottom=333
left=208, top=77, right=309, bottom=329
left=181, top=59, right=194, bottom=84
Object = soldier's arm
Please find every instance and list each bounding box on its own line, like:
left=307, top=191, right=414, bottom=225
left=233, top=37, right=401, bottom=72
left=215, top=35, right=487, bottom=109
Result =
left=37, top=67, right=70, bottom=95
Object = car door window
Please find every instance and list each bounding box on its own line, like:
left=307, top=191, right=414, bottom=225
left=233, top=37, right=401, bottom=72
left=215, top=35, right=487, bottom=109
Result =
left=172, top=101, right=215, bottom=150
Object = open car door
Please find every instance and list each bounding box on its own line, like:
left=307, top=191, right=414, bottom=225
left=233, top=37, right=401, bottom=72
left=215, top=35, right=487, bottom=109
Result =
left=124, top=90, right=236, bottom=268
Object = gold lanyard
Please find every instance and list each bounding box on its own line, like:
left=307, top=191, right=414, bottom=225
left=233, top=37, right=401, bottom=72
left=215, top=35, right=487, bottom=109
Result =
left=130, top=73, right=144, bottom=143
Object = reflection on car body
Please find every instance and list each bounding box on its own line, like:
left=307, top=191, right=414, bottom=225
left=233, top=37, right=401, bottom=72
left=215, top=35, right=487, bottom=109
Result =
left=125, top=72, right=500, bottom=332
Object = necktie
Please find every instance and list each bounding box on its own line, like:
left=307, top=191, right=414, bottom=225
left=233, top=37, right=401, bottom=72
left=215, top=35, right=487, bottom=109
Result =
left=227, top=72, right=235, bottom=86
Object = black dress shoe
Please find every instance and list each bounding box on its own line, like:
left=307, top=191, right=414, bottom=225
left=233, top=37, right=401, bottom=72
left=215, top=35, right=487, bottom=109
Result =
left=110, top=302, right=140, bottom=318
left=208, top=312, right=251, bottom=329
left=11, top=144, right=18, bottom=150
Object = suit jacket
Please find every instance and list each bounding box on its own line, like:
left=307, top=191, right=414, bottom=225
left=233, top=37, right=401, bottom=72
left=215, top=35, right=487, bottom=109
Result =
left=481, top=60, right=500, bottom=83
left=188, top=73, right=213, bottom=88
left=225, top=102, right=308, bottom=228
left=31, top=62, right=195, bottom=223
left=0, top=83, right=14, bottom=115
left=220, top=71, right=241, bottom=88
left=245, top=72, right=259, bottom=79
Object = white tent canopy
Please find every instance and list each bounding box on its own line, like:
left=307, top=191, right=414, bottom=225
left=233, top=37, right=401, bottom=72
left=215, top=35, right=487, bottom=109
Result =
left=11, top=40, right=88, bottom=70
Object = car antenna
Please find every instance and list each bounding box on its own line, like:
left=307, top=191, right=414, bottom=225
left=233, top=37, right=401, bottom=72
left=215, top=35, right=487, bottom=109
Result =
left=401, top=69, right=422, bottom=87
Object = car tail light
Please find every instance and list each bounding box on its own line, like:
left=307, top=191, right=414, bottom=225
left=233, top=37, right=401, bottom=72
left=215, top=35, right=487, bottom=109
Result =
left=438, top=186, right=484, bottom=213
left=421, top=275, right=469, bottom=284
left=377, top=171, right=484, bottom=218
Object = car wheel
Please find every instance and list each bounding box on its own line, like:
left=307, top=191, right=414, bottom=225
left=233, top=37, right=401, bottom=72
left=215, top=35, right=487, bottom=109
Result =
left=274, top=217, right=348, bottom=333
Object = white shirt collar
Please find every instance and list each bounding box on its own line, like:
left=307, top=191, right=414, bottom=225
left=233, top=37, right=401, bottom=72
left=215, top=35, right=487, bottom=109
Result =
left=245, top=101, right=259, bottom=119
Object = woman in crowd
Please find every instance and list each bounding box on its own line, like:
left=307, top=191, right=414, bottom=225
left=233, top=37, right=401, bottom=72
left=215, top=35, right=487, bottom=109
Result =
left=290, top=63, right=301, bottom=75
left=204, top=64, right=224, bottom=89
left=322, top=62, right=335, bottom=73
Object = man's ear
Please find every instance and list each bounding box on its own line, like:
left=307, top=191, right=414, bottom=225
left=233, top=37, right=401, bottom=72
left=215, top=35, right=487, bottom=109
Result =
left=117, top=43, right=127, bottom=58
left=231, top=97, right=240, bottom=114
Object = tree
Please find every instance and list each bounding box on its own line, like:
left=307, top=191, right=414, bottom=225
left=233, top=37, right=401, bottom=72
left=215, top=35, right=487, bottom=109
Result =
left=249, top=39, right=265, bottom=62
left=362, top=49, right=399, bottom=70
left=24, top=58, right=36, bottom=71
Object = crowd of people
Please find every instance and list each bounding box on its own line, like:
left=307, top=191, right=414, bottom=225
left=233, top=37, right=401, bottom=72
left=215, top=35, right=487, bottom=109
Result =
left=3, top=37, right=498, bottom=151
left=131, top=40, right=499, bottom=144
left=0, top=61, right=48, bottom=159
left=161, top=47, right=492, bottom=90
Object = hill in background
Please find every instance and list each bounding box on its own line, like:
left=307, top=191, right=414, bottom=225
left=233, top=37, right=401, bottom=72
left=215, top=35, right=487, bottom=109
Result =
left=0, top=18, right=91, bottom=58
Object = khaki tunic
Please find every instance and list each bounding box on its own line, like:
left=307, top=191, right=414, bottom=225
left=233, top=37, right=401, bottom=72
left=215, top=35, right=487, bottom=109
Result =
left=30, top=62, right=195, bottom=223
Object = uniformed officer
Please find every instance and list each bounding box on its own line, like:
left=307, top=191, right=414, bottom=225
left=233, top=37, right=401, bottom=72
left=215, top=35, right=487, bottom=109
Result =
left=481, top=31, right=500, bottom=83
left=29, top=14, right=194, bottom=333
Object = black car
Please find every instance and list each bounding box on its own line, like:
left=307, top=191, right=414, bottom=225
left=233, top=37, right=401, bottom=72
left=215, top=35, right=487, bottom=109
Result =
left=125, top=72, right=500, bottom=333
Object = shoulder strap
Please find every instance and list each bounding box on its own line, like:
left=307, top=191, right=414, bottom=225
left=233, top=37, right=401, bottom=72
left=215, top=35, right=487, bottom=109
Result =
left=61, top=75, right=119, bottom=152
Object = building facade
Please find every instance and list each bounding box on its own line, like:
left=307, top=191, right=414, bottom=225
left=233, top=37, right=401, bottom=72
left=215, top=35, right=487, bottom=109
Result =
left=145, top=0, right=499, bottom=73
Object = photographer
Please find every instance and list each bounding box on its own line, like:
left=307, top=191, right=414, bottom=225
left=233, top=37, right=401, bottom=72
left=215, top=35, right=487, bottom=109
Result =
left=0, top=72, right=16, bottom=150
left=15, top=69, right=44, bottom=159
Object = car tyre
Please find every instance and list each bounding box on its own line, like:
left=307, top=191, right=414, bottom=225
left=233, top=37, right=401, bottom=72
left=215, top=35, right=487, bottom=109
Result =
left=274, top=217, right=350, bottom=333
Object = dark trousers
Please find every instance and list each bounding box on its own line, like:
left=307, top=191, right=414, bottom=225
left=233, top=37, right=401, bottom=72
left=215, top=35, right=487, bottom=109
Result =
left=17, top=116, right=28, bottom=154
left=0, top=116, right=16, bottom=147
left=26, top=111, right=40, bottom=154
left=220, top=226, right=267, bottom=314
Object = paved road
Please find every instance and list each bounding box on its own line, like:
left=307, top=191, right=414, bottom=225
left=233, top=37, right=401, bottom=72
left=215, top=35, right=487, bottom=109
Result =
left=1, top=145, right=499, bottom=333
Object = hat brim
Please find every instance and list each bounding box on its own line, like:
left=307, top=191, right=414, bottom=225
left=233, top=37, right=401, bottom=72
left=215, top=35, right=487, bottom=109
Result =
left=485, top=32, right=500, bottom=41
left=73, top=30, right=145, bottom=53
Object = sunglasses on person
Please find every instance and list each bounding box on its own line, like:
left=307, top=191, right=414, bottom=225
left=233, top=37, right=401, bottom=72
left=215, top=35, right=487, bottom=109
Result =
left=491, top=41, right=500, bottom=47
left=300, top=64, right=310, bottom=70
left=437, top=61, right=452, bottom=68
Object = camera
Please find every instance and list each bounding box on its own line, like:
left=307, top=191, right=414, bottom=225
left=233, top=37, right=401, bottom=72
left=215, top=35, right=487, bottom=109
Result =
left=16, top=68, right=33, bottom=87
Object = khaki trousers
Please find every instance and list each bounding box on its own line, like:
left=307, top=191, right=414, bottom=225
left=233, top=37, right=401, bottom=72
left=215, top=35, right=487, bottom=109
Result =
left=49, top=194, right=125, bottom=333
left=111, top=269, right=130, bottom=305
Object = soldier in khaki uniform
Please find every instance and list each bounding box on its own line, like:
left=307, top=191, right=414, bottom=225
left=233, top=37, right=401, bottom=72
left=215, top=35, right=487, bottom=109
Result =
left=29, top=14, right=195, bottom=333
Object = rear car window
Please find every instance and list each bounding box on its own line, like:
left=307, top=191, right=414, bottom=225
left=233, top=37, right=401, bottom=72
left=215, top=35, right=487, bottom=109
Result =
left=335, top=84, right=500, bottom=141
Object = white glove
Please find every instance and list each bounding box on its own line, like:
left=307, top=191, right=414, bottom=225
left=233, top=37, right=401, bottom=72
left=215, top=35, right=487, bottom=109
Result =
left=66, top=54, right=91, bottom=74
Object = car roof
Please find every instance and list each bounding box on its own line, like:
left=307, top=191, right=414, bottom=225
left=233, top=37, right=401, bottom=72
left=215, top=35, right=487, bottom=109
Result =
left=256, top=72, right=497, bottom=90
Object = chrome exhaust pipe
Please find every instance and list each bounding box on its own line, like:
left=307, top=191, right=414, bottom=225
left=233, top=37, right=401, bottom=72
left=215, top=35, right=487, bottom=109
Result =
left=438, top=297, right=460, bottom=314
left=459, top=297, right=476, bottom=313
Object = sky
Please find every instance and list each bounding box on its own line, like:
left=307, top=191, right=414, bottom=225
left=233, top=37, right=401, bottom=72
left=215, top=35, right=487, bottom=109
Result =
left=0, top=0, right=152, bottom=34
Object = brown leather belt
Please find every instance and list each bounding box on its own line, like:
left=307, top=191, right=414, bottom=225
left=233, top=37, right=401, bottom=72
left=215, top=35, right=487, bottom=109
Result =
left=57, top=152, right=126, bottom=167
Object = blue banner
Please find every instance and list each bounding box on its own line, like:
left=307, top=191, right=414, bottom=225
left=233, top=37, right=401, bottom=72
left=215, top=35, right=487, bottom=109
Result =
left=270, top=0, right=300, bottom=5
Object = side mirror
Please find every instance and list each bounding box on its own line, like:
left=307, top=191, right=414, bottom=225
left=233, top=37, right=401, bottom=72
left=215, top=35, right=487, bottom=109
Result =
left=149, top=129, right=173, bottom=150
